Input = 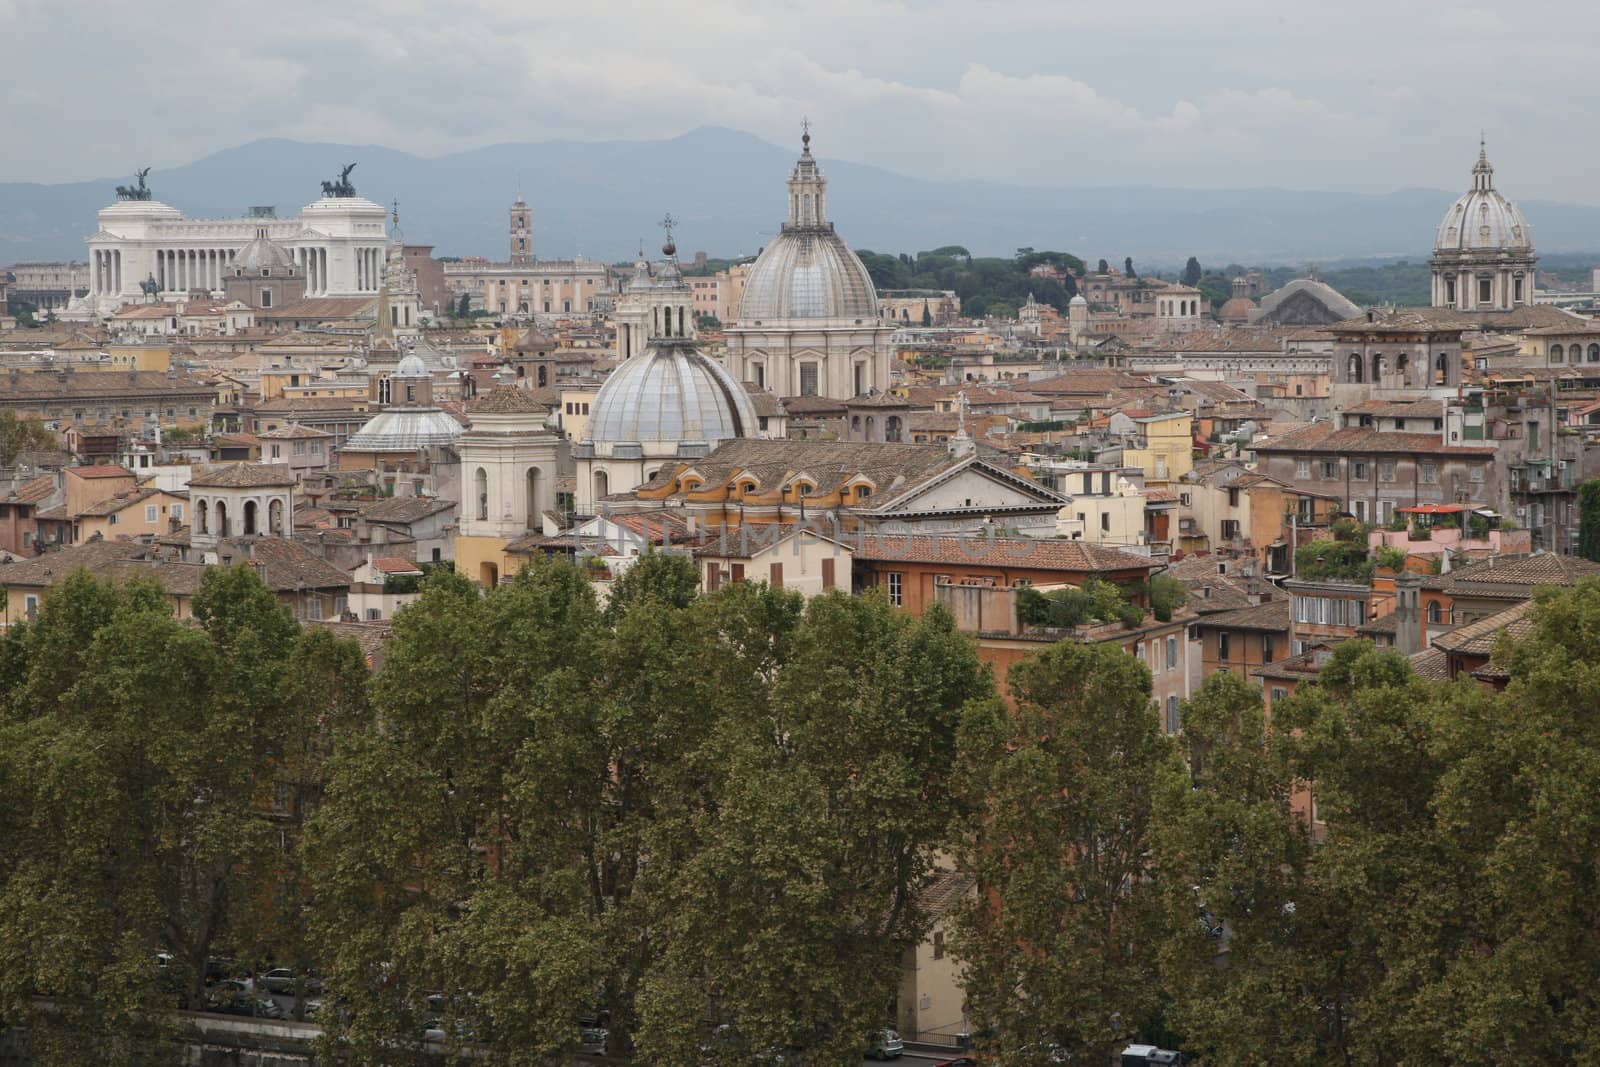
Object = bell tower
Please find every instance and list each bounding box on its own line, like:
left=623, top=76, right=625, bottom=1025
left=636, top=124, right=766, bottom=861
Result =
left=509, top=195, right=533, bottom=266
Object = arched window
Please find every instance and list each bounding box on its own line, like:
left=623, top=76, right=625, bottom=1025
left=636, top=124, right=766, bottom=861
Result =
left=526, top=467, right=540, bottom=529
left=1348, top=354, right=1364, bottom=383
left=886, top=415, right=903, bottom=443
left=243, top=499, right=258, bottom=536
left=1371, top=353, right=1386, bottom=381
left=850, top=415, right=861, bottom=433
left=475, top=467, right=488, bottom=521
left=537, top=365, right=548, bottom=387
left=1551, top=344, right=1565, bottom=363
left=1435, top=352, right=1450, bottom=385
left=197, top=499, right=209, bottom=535
left=268, top=498, right=284, bottom=536
left=1427, top=601, right=1442, bottom=624
left=1588, top=343, right=1599, bottom=363
left=866, top=416, right=877, bottom=439
left=1396, top=353, right=1409, bottom=380
left=593, top=469, right=609, bottom=503
left=215, top=501, right=229, bottom=538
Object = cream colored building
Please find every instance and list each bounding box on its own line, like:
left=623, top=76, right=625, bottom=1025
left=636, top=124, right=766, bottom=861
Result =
left=697, top=527, right=851, bottom=599
left=896, top=870, right=974, bottom=1043
left=687, top=263, right=749, bottom=325
left=444, top=199, right=611, bottom=318
left=1121, top=412, right=1194, bottom=486
left=453, top=386, right=563, bottom=588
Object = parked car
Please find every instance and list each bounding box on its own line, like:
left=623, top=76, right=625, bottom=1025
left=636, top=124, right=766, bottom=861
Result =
left=1121, top=1045, right=1187, bottom=1066
left=580, top=1026, right=609, bottom=1055
left=934, top=1058, right=978, bottom=1067
left=216, top=994, right=283, bottom=1019
left=259, top=967, right=323, bottom=995
left=866, top=1028, right=905, bottom=1059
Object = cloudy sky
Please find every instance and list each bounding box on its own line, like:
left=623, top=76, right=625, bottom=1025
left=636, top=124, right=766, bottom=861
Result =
left=0, top=0, right=1581, bottom=199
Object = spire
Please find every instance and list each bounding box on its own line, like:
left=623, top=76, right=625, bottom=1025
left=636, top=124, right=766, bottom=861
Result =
left=1473, top=137, right=1494, bottom=192
left=785, top=118, right=829, bottom=230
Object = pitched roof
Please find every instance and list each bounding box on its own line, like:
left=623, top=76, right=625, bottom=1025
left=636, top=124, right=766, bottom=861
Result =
left=1408, top=647, right=1452, bottom=681
left=256, top=422, right=333, bottom=439
left=1190, top=598, right=1290, bottom=633
left=7, top=474, right=56, bottom=506
left=61, top=464, right=133, bottom=483
left=189, top=462, right=296, bottom=488
left=0, top=537, right=347, bottom=594
left=368, top=556, right=424, bottom=576
left=356, top=496, right=455, bottom=524
left=1423, top=553, right=1600, bottom=599
left=918, top=869, right=976, bottom=920
left=1254, top=422, right=1495, bottom=457
left=1430, top=599, right=1537, bottom=656
left=853, top=533, right=1159, bottom=573
left=74, top=486, right=166, bottom=517
left=468, top=385, right=548, bottom=414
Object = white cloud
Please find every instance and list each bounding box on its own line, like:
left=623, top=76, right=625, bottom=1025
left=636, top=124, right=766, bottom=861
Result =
left=0, top=0, right=1590, bottom=202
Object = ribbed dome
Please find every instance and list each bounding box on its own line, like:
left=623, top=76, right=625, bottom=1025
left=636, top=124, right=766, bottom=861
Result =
left=738, top=230, right=880, bottom=321
left=234, top=228, right=297, bottom=274
left=736, top=133, right=879, bottom=322
left=584, top=340, right=756, bottom=458
left=343, top=408, right=462, bottom=453
left=1435, top=148, right=1531, bottom=253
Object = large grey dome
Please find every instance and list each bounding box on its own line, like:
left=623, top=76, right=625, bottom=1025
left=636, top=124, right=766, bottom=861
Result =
left=1435, top=148, right=1532, bottom=253
left=342, top=408, right=463, bottom=453
left=584, top=340, right=757, bottom=458
left=234, top=228, right=298, bottom=275
left=739, top=230, right=880, bottom=321
left=736, top=133, right=879, bottom=323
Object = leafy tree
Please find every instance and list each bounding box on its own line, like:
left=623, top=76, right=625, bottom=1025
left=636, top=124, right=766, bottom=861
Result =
left=1579, top=478, right=1600, bottom=561
left=1148, top=573, right=1186, bottom=622
left=0, top=410, right=57, bottom=465
left=0, top=566, right=361, bottom=1063
left=1182, top=257, right=1203, bottom=287
left=1152, top=672, right=1317, bottom=1064
left=637, top=594, right=990, bottom=1063
left=1294, top=538, right=1373, bottom=581
left=954, top=640, right=1178, bottom=1064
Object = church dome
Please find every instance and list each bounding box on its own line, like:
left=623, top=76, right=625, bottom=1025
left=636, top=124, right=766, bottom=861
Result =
left=736, top=133, right=879, bottom=322
left=343, top=408, right=462, bottom=453
left=1435, top=146, right=1532, bottom=253
left=393, top=353, right=429, bottom=378
left=234, top=227, right=297, bottom=275
left=584, top=340, right=757, bottom=458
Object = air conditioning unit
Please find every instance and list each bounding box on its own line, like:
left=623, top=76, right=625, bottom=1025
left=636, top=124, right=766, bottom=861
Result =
left=1515, top=506, right=1528, bottom=518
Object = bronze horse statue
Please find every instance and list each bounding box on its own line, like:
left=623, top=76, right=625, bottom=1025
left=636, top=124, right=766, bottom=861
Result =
left=115, top=167, right=152, bottom=201
left=320, top=163, right=357, bottom=198
left=139, top=274, right=161, bottom=300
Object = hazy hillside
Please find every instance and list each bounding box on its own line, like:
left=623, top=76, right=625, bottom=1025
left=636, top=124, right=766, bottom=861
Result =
left=5, top=127, right=1600, bottom=267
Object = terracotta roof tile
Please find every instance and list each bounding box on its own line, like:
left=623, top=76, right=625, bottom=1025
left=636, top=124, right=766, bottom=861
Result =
left=189, top=462, right=296, bottom=488
left=1429, top=599, right=1537, bottom=656
left=853, top=533, right=1159, bottom=573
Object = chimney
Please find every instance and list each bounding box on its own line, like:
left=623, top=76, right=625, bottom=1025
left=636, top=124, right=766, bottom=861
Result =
left=1394, top=572, right=1424, bottom=656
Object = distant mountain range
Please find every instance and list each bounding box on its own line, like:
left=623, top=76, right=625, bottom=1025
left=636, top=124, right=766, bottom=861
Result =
left=5, top=126, right=1600, bottom=268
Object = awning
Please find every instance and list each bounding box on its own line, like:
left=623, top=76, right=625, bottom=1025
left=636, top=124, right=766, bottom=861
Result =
left=1398, top=504, right=1467, bottom=514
